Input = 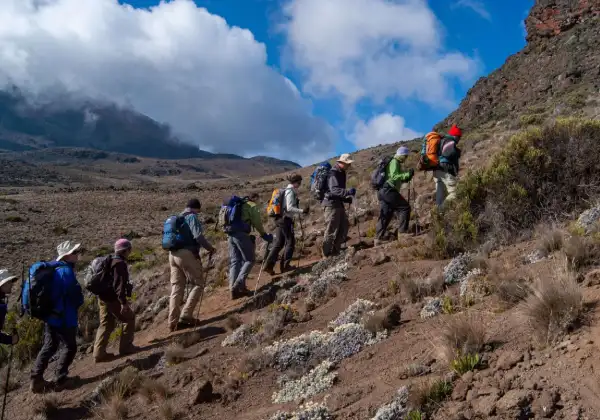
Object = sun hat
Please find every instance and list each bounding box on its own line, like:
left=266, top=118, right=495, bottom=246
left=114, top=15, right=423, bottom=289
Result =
left=337, top=153, right=354, bottom=164
left=56, top=240, right=82, bottom=261
left=0, top=269, right=18, bottom=289
left=396, top=146, right=410, bottom=157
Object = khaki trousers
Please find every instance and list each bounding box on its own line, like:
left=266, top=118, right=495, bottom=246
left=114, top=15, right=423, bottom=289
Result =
left=93, top=299, right=135, bottom=358
left=168, top=249, right=205, bottom=329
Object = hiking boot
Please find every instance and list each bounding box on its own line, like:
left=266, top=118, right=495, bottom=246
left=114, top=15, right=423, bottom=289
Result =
left=94, top=352, right=117, bottom=363
left=119, top=345, right=142, bottom=357
left=280, top=264, right=294, bottom=274
left=30, top=377, right=53, bottom=394
left=231, top=287, right=252, bottom=300
left=178, top=318, right=201, bottom=328
left=374, top=238, right=389, bottom=247
left=53, top=375, right=81, bottom=391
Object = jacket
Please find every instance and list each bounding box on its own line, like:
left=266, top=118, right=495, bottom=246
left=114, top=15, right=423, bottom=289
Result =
left=323, top=164, right=352, bottom=208
left=385, top=157, right=412, bottom=191
left=283, top=185, right=303, bottom=218
left=97, top=256, right=132, bottom=305
left=180, top=209, right=215, bottom=254
left=241, top=200, right=266, bottom=236
left=47, top=262, right=84, bottom=328
left=439, top=135, right=461, bottom=175
left=0, top=296, right=11, bottom=345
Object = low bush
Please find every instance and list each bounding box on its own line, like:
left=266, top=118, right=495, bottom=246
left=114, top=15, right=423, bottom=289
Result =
left=409, top=379, right=453, bottom=416
left=0, top=312, right=44, bottom=367
left=439, top=313, right=486, bottom=368
left=536, top=228, right=564, bottom=256
left=432, top=119, right=600, bottom=257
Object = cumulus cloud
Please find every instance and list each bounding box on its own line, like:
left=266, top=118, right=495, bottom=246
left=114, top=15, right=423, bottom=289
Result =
left=0, top=0, right=334, bottom=164
left=282, top=0, right=480, bottom=109
left=453, top=0, right=492, bottom=21
left=352, top=113, right=420, bottom=149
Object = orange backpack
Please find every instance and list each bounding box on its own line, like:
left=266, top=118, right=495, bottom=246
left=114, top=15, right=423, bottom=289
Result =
left=417, top=132, right=442, bottom=171
left=267, top=188, right=286, bottom=217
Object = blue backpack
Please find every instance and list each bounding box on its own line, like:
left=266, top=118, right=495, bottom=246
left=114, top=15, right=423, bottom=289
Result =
left=219, top=196, right=251, bottom=234
left=162, top=213, right=194, bottom=251
left=310, top=161, right=332, bottom=202
left=21, top=261, right=63, bottom=320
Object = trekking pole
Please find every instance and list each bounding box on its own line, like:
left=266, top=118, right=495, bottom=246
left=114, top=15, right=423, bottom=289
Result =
left=253, top=242, right=271, bottom=297
left=1, top=329, right=15, bottom=420
left=297, top=216, right=305, bottom=269
left=195, top=253, right=214, bottom=322
left=412, top=179, right=421, bottom=236
left=353, top=200, right=362, bottom=239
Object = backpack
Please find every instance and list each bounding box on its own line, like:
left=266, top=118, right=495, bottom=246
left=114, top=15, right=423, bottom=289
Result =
left=21, top=261, right=63, bottom=320
left=310, top=162, right=332, bottom=202
left=417, top=132, right=443, bottom=171
left=161, top=213, right=194, bottom=251
left=370, top=156, right=393, bottom=190
left=267, top=188, right=287, bottom=217
left=83, top=255, right=113, bottom=296
left=219, top=196, right=251, bottom=233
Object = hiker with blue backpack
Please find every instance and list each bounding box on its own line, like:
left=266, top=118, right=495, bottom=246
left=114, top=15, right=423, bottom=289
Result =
left=372, top=146, right=414, bottom=245
left=264, top=174, right=308, bottom=276
left=220, top=193, right=273, bottom=299
left=0, top=270, right=19, bottom=346
left=164, top=199, right=216, bottom=332
left=28, top=241, right=84, bottom=394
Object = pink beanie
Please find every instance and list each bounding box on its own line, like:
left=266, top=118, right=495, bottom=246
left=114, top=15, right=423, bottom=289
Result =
left=115, top=238, right=132, bottom=253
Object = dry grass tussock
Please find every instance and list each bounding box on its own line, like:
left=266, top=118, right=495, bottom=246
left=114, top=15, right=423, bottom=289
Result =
left=408, top=379, right=453, bottom=415
left=225, top=314, right=243, bottom=331
left=536, top=227, right=564, bottom=256
left=522, top=262, right=583, bottom=344
left=93, top=395, right=128, bottom=420
left=562, top=235, right=600, bottom=271
left=401, top=271, right=444, bottom=304
left=438, top=313, right=486, bottom=366
left=33, top=395, right=60, bottom=418
left=138, top=378, right=168, bottom=403
left=165, top=344, right=189, bottom=366
left=486, top=266, right=531, bottom=307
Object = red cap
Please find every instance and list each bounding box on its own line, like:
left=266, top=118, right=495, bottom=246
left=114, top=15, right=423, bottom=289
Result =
left=448, top=124, right=462, bottom=137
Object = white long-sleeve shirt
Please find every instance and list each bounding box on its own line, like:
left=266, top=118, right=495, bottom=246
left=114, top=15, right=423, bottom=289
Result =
left=283, top=184, right=303, bottom=218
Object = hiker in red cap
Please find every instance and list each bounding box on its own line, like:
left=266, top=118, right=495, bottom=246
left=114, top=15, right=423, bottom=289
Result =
left=434, top=124, right=462, bottom=206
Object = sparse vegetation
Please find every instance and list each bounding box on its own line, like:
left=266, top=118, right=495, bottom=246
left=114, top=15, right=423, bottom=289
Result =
left=94, top=395, right=128, bottom=420
left=537, top=228, right=564, bottom=256
left=409, top=379, right=453, bottom=416
left=563, top=235, right=600, bottom=271
left=522, top=262, right=583, bottom=344
left=225, top=314, right=243, bottom=331
left=406, top=410, right=423, bottom=420
left=165, top=344, right=188, bottom=366
left=432, top=119, right=600, bottom=257
left=401, top=274, right=443, bottom=303
left=439, top=314, right=486, bottom=369
left=137, top=378, right=168, bottom=403
left=495, top=278, right=531, bottom=307
left=0, top=311, right=44, bottom=367
left=451, top=353, right=480, bottom=374
left=33, top=395, right=60, bottom=418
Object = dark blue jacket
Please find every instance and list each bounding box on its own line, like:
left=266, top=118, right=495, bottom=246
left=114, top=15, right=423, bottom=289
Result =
left=47, top=262, right=84, bottom=328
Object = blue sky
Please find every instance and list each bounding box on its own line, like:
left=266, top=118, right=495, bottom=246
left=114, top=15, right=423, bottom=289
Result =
left=125, top=0, right=533, bottom=157
left=0, top=0, right=534, bottom=164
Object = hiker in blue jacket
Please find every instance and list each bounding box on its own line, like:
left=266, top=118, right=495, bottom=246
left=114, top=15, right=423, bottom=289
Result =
left=30, top=240, right=84, bottom=394
left=0, top=270, right=19, bottom=346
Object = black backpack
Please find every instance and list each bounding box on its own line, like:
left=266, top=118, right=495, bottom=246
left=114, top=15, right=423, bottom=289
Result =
left=370, top=156, right=393, bottom=190
left=310, top=162, right=332, bottom=202
left=84, top=255, right=114, bottom=296
left=21, top=261, right=63, bottom=320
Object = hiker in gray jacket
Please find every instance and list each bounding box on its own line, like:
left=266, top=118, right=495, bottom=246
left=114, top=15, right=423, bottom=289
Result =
left=322, top=154, right=356, bottom=257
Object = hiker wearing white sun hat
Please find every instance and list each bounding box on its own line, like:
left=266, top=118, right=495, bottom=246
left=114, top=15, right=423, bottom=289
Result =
left=30, top=240, right=84, bottom=394
left=0, top=269, right=19, bottom=346
left=322, top=153, right=356, bottom=257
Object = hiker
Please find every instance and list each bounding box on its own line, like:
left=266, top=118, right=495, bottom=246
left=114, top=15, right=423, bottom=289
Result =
left=0, top=270, right=19, bottom=346
left=168, top=199, right=216, bottom=332
left=322, top=154, right=356, bottom=257
left=31, top=241, right=84, bottom=393
left=93, top=239, right=139, bottom=363
left=223, top=193, right=273, bottom=299
left=434, top=124, right=462, bottom=206
left=265, top=174, right=308, bottom=275
left=375, top=146, right=414, bottom=245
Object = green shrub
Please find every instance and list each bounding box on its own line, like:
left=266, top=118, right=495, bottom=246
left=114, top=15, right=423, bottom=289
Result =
left=432, top=119, right=600, bottom=257
left=410, top=380, right=453, bottom=415
left=405, top=410, right=423, bottom=420
left=0, top=312, right=44, bottom=367
left=451, top=353, right=480, bottom=374
left=519, top=113, right=546, bottom=127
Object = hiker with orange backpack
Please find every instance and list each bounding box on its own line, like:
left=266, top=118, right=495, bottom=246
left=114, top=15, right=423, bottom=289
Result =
left=264, top=174, right=308, bottom=275
left=372, top=146, right=414, bottom=246
left=418, top=124, right=463, bottom=206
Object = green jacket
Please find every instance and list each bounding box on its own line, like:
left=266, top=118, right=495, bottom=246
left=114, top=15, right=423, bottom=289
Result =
left=385, top=157, right=412, bottom=191
left=241, top=200, right=266, bottom=236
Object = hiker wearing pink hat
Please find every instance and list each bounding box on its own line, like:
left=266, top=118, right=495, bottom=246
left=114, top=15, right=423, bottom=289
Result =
left=93, top=238, right=139, bottom=363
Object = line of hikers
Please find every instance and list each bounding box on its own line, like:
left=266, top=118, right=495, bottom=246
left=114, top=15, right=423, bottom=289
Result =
left=0, top=125, right=461, bottom=395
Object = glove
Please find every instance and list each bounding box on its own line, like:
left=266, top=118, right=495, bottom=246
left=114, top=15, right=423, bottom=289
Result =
left=302, top=206, right=310, bottom=214
left=408, top=168, right=415, bottom=180
left=344, top=196, right=353, bottom=204
left=262, top=233, right=274, bottom=242
left=348, top=188, right=357, bottom=196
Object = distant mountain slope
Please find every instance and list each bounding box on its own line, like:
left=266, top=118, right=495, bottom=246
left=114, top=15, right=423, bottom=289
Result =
left=439, top=0, right=600, bottom=132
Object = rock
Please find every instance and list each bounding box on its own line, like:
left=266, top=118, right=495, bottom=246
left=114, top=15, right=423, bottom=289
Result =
left=371, top=252, right=390, bottom=266
left=191, top=380, right=213, bottom=404
left=378, top=303, right=402, bottom=329
left=495, top=390, right=531, bottom=416
left=583, top=269, right=600, bottom=286
left=522, top=379, right=539, bottom=390
left=461, top=371, right=474, bottom=384
left=471, top=395, right=498, bottom=417
left=496, top=351, right=524, bottom=370
left=420, top=297, right=443, bottom=319
left=531, top=390, right=558, bottom=418
left=452, top=380, right=470, bottom=401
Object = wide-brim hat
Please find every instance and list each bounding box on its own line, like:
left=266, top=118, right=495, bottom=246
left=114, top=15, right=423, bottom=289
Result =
left=56, top=241, right=82, bottom=261
left=337, top=153, right=354, bottom=164
left=0, top=269, right=18, bottom=289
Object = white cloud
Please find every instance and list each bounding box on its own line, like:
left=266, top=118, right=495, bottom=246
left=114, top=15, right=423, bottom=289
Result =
left=453, top=0, right=492, bottom=21
left=282, top=0, right=480, bottom=108
left=0, top=0, right=335, bottom=164
left=352, top=113, right=420, bottom=149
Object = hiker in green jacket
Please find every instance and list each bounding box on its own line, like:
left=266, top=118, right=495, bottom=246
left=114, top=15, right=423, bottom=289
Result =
left=227, top=193, right=273, bottom=299
left=375, top=146, right=414, bottom=245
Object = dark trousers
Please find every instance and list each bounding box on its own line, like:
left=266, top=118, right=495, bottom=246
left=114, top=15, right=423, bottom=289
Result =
left=266, top=217, right=295, bottom=271
left=376, top=185, right=411, bottom=240
left=31, top=324, right=77, bottom=381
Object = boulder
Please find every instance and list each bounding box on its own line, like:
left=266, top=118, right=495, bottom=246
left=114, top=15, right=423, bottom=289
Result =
left=495, top=390, right=531, bottom=416
left=496, top=351, right=524, bottom=371
left=471, top=395, right=498, bottom=417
